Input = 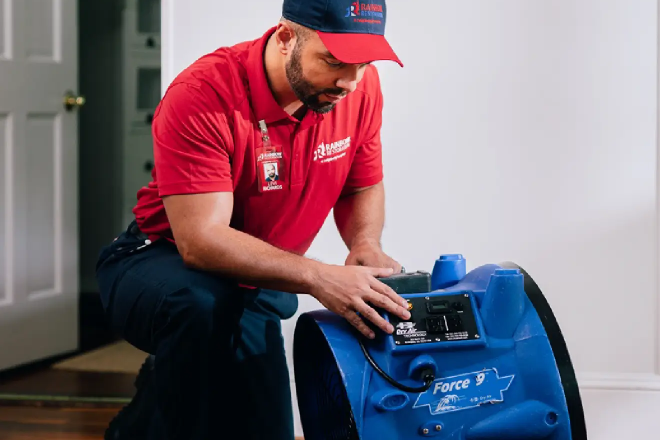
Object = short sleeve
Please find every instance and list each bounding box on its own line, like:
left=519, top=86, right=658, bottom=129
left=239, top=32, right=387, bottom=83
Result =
left=342, top=67, right=385, bottom=191
left=151, top=82, right=234, bottom=197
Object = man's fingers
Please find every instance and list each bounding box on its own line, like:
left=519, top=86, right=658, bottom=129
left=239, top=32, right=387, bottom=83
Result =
left=354, top=301, right=394, bottom=335
left=344, top=310, right=375, bottom=339
left=370, top=278, right=409, bottom=310
left=365, top=290, right=410, bottom=321
left=366, top=266, right=394, bottom=278
left=378, top=256, right=402, bottom=273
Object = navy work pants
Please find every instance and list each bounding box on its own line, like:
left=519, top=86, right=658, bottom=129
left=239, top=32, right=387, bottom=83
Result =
left=95, top=221, right=299, bottom=440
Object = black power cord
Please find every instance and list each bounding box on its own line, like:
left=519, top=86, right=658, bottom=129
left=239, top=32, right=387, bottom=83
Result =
left=358, top=336, right=435, bottom=393
left=357, top=268, right=436, bottom=393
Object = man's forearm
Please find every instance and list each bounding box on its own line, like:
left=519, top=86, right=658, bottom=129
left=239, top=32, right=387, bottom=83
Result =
left=179, top=224, right=324, bottom=294
left=333, top=181, right=385, bottom=250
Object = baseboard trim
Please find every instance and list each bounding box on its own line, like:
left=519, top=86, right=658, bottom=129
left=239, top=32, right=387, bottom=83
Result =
left=578, top=372, right=660, bottom=391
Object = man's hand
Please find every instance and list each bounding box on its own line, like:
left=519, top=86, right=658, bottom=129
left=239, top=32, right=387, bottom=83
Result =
left=308, top=265, right=411, bottom=339
left=345, top=239, right=403, bottom=273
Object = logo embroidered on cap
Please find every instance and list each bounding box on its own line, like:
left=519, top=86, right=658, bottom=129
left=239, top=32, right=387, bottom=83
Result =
left=345, top=1, right=360, bottom=17
left=345, top=2, right=384, bottom=22
left=313, top=136, right=351, bottom=163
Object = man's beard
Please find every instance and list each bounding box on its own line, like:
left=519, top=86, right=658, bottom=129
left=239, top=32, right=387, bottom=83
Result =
left=285, top=44, right=344, bottom=114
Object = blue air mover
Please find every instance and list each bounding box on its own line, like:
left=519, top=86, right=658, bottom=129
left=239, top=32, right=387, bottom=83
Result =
left=293, top=255, right=587, bottom=440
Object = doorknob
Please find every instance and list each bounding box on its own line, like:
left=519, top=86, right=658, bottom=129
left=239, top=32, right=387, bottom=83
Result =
left=63, top=91, right=85, bottom=111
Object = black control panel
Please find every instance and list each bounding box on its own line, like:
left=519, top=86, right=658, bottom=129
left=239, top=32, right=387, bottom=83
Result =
left=389, top=293, right=480, bottom=346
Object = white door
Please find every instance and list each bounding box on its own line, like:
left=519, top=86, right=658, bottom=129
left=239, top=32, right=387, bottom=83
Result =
left=0, top=0, right=79, bottom=371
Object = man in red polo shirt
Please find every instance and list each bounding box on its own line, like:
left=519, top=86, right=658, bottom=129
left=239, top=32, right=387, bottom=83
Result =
left=95, top=0, right=409, bottom=439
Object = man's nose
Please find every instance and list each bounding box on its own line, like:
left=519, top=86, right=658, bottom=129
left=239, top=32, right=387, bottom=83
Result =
left=336, top=67, right=361, bottom=93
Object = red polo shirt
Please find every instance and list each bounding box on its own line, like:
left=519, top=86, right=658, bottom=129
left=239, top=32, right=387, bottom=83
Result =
left=133, top=27, right=385, bottom=255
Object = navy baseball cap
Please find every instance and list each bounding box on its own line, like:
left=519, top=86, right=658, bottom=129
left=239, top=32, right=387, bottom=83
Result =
left=282, top=0, right=403, bottom=67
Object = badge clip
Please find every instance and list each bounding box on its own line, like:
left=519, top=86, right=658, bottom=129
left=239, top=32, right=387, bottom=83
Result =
left=259, top=120, right=273, bottom=148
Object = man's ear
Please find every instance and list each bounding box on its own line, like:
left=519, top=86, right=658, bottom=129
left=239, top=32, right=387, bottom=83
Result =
left=274, top=22, right=296, bottom=55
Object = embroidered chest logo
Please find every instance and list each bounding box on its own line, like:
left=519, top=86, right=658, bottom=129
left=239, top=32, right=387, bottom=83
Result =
left=313, top=136, right=351, bottom=163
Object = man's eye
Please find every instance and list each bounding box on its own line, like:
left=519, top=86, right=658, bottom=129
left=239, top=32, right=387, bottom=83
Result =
left=326, top=59, right=342, bottom=67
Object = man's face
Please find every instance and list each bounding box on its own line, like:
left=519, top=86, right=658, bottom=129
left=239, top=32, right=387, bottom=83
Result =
left=285, top=31, right=370, bottom=114
left=266, top=164, right=276, bottom=178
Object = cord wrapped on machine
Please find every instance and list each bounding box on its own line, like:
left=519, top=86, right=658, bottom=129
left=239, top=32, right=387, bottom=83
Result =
left=293, top=254, right=588, bottom=440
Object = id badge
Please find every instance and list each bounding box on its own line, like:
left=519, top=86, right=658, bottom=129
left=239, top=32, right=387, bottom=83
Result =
left=256, top=120, right=285, bottom=192
left=256, top=145, right=285, bottom=192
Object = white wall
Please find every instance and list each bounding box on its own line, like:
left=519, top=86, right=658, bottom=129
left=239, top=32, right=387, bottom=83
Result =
left=163, top=1, right=660, bottom=438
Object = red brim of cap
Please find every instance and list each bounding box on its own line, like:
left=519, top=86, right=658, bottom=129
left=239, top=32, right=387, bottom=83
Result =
left=316, top=31, right=403, bottom=67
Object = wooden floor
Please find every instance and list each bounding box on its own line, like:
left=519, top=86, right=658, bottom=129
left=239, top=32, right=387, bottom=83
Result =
left=0, top=364, right=134, bottom=440
left=0, top=406, right=118, bottom=439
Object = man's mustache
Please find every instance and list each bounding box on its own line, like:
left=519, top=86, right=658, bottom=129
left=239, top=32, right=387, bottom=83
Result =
left=316, top=88, right=346, bottom=97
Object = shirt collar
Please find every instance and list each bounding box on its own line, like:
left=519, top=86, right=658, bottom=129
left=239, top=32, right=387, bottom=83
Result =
left=246, top=27, right=325, bottom=128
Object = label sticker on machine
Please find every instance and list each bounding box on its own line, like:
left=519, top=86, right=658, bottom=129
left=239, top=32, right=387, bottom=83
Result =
left=412, top=368, right=515, bottom=415
left=393, top=321, right=430, bottom=344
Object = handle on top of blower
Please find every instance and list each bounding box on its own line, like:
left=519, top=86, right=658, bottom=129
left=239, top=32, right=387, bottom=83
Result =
left=376, top=269, right=432, bottom=295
